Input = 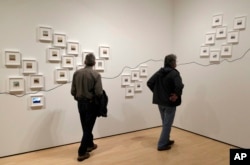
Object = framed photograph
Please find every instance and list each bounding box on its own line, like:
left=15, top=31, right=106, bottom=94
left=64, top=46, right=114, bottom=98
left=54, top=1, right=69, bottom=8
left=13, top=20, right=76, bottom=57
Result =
left=216, top=26, right=227, bottom=39
left=61, top=55, right=74, bottom=69
left=67, top=41, right=79, bottom=55
left=125, top=85, right=134, bottom=97
left=37, top=26, right=53, bottom=41
left=210, top=50, right=220, bottom=62
left=131, top=70, right=140, bottom=81
left=30, top=74, right=44, bottom=89
left=200, top=45, right=210, bottom=57
left=212, top=14, right=223, bottom=27
left=134, top=81, right=143, bottom=92
left=233, top=16, right=247, bottom=30
left=205, top=33, right=215, bottom=45
left=139, top=65, right=148, bottom=77
left=121, top=74, right=131, bottom=86
left=5, top=50, right=21, bottom=66
left=227, top=31, right=239, bottom=44
left=99, top=46, right=110, bottom=58
left=8, top=77, right=25, bottom=92
left=23, top=59, right=37, bottom=74
left=55, top=68, right=69, bottom=82
left=82, top=51, right=94, bottom=64
left=30, top=94, right=44, bottom=108
left=95, top=59, right=105, bottom=71
left=221, top=44, right=232, bottom=57
left=53, top=33, right=66, bottom=47
left=47, top=48, right=61, bottom=62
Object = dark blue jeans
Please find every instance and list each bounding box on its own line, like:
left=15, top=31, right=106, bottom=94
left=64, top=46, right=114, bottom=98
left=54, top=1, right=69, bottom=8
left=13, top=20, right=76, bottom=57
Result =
left=157, top=105, right=176, bottom=149
left=77, top=99, right=97, bottom=156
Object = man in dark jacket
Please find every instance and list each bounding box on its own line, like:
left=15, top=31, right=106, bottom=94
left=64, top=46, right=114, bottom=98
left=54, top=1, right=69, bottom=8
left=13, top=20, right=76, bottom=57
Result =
left=147, top=54, right=184, bottom=151
left=71, top=53, right=103, bottom=161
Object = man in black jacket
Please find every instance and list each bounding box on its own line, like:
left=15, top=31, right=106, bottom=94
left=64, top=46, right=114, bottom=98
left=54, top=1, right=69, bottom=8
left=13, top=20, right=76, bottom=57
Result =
left=147, top=54, right=184, bottom=151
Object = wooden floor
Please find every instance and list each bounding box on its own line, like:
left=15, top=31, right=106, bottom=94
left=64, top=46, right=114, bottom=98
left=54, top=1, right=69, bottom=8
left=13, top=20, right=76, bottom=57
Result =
left=0, top=127, right=236, bottom=165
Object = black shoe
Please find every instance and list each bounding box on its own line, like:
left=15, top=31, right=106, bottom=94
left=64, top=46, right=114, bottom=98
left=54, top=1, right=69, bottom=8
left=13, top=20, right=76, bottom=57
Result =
left=167, top=140, right=175, bottom=146
left=157, top=145, right=171, bottom=151
left=87, top=144, right=98, bottom=152
left=77, top=152, right=90, bottom=162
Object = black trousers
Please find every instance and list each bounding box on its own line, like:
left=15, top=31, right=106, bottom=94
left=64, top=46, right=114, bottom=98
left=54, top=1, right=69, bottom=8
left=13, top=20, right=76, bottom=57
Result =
left=77, top=99, right=97, bottom=156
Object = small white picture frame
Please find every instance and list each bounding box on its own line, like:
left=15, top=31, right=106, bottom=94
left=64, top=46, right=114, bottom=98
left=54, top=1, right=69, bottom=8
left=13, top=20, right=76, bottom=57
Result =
left=221, top=44, right=232, bottom=57
left=30, top=74, right=44, bottom=89
left=216, top=26, right=227, bottom=39
left=82, top=51, right=94, bottom=64
left=23, top=59, right=37, bottom=74
left=55, top=68, right=69, bottom=82
left=30, top=94, right=44, bottom=108
left=95, top=59, right=105, bottom=71
left=38, top=26, right=53, bottom=42
left=121, top=74, right=131, bottom=86
left=205, top=33, right=215, bottom=45
left=125, top=85, right=134, bottom=97
left=139, top=65, right=148, bottom=77
left=212, top=14, right=223, bottom=27
left=99, top=46, right=110, bottom=59
left=233, top=16, right=247, bottom=30
left=210, top=50, right=220, bottom=62
left=5, top=50, right=21, bottom=66
left=134, top=81, right=143, bottom=92
left=227, top=31, right=239, bottom=44
left=67, top=41, right=79, bottom=55
left=131, top=70, right=140, bottom=81
left=53, top=33, right=66, bottom=47
left=8, top=77, right=25, bottom=93
left=61, top=55, right=74, bottom=69
left=47, top=48, right=61, bottom=62
left=200, top=45, right=210, bottom=57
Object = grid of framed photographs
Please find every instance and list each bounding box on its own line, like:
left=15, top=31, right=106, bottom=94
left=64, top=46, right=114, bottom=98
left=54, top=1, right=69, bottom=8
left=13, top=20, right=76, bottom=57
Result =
left=200, top=14, right=247, bottom=62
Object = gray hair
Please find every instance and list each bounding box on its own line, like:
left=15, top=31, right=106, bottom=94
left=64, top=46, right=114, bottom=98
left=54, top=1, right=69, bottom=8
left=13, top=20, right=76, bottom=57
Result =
left=164, top=54, right=177, bottom=67
left=85, top=53, right=96, bottom=66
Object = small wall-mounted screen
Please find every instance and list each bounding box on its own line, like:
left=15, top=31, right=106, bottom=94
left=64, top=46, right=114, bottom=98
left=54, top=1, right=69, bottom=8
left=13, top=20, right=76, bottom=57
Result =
left=32, top=97, right=41, bottom=104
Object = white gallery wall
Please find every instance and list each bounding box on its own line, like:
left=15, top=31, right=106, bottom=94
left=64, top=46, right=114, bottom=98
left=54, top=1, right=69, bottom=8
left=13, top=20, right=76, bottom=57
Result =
left=0, top=0, right=173, bottom=157
left=172, top=0, right=250, bottom=148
